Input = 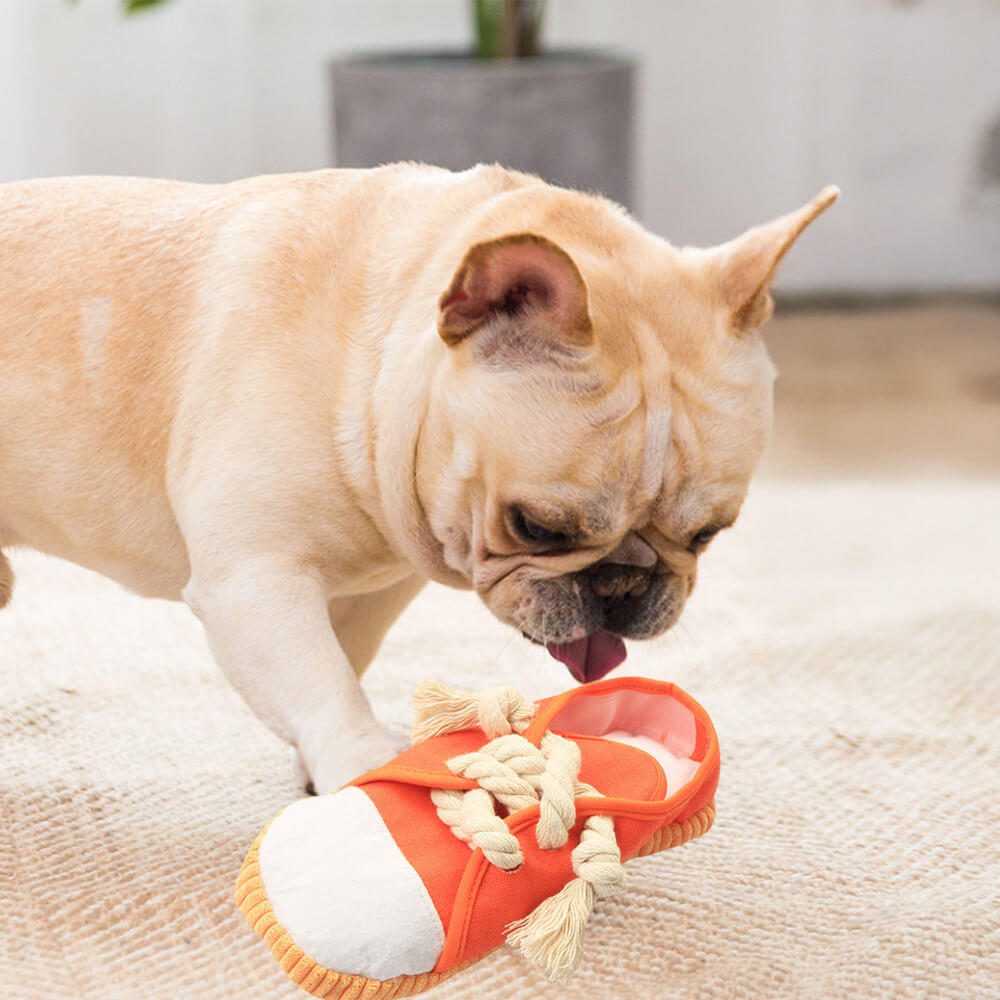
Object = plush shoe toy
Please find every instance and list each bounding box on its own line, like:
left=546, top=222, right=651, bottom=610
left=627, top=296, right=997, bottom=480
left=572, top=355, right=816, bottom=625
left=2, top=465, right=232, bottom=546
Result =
left=235, top=676, right=719, bottom=998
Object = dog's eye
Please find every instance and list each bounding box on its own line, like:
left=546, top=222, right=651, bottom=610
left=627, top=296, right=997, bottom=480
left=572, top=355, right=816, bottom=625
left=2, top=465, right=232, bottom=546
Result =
left=689, top=527, right=719, bottom=552
left=512, top=508, right=567, bottom=546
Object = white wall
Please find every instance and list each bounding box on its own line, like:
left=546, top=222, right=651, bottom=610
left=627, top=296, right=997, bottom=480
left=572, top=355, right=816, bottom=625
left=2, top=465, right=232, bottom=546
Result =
left=1, top=0, right=998, bottom=293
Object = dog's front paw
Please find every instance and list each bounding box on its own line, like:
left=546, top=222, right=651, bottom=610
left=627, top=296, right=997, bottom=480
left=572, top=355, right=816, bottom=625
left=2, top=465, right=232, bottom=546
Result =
left=295, top=725, right=410, bottom=796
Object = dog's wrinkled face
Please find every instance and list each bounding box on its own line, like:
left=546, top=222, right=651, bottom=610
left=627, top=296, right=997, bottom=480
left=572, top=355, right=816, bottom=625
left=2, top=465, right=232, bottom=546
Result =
left=418, top=189, right=838, bottom=682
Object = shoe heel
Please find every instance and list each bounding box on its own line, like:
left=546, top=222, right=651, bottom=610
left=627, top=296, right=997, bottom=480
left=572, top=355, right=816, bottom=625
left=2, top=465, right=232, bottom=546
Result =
left=633, top=801, right=716, bottom=859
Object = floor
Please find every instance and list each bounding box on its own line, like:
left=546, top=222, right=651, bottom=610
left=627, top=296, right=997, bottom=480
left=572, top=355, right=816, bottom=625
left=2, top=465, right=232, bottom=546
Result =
left=2, top=300, right=999, bottom=1000
left=759, top=300, right=1000, bottom=481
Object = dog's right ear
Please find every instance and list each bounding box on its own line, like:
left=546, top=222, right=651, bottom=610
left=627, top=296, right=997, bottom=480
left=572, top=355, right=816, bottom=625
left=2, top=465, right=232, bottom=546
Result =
left=438, top=233, right=593, bottom=348
left=711, top=186, right=840, bottom=333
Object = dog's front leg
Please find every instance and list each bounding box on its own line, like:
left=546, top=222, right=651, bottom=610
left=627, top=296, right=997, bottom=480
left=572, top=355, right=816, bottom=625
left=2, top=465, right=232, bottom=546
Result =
left=183, top=559, right=404, bottom=794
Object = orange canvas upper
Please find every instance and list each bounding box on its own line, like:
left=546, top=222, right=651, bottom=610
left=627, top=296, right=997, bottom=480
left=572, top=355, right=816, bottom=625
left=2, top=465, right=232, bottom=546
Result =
left=348, top=675, right=720, bottom=972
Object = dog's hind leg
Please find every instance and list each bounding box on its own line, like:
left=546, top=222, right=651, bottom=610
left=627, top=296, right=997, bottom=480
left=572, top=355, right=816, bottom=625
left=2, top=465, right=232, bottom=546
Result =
left=0, top=550, right=13, bottom=609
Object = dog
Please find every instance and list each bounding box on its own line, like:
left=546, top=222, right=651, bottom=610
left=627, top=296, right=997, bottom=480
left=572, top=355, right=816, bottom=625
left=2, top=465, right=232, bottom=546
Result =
left=0, top=164, right=837, bottom=792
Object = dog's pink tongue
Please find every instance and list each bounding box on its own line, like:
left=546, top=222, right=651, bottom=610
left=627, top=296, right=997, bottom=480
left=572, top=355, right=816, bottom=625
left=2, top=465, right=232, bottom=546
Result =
left=546, top=631, right=628, bottom=684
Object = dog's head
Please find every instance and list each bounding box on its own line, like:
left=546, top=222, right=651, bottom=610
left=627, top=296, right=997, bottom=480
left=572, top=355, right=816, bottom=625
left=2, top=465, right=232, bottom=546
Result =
left=417, top=187, right=838, bottom=681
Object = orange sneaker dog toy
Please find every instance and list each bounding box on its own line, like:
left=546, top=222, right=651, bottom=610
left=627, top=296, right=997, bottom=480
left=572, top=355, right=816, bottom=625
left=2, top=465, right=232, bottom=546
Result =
left=235, top=676, right=719, bottom=997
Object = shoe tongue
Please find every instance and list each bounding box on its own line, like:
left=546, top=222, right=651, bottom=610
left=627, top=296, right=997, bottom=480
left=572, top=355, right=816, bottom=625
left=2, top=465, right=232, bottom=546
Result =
left=546, top=631, right=627, bottom=683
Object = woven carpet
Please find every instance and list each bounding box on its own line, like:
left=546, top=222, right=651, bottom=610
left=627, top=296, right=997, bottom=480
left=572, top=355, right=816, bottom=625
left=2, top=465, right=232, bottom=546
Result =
left=3, top=478, right=998, bottom=1000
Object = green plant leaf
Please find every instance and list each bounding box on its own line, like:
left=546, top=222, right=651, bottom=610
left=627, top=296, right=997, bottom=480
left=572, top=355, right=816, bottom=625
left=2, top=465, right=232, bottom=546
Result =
left=123, top=0, right=172, bottom=11
left=474, top=0, right=545, bottom=59
left=475, top=0, right=501, bottom=58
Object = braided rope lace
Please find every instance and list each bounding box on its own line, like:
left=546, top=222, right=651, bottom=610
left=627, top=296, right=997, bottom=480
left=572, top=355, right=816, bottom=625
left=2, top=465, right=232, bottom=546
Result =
left=411, top=680, right=627, bottom=981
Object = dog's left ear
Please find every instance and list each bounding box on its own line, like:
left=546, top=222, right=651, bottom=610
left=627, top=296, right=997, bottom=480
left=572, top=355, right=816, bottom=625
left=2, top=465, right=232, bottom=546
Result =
left=438, top=233, right=592, bottom=348
left=712, top=186, right=840, bottom=332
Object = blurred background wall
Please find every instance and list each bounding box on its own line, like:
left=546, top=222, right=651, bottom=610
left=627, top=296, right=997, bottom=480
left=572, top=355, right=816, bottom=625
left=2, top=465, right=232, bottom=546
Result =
left=1, top=0, right=998, bottom=296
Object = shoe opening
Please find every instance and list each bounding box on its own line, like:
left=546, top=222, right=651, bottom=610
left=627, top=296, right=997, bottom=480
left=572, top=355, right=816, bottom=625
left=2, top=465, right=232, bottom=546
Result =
left=547, top=686, right=710, bottom=796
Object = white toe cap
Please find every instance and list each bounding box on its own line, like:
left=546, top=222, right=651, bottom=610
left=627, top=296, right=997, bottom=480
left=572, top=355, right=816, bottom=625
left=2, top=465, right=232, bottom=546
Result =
left=257, top=786, right=445, bottom=980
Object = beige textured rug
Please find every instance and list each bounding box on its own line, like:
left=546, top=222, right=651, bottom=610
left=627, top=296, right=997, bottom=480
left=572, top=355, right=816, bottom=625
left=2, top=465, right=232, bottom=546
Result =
left=3, top=479, right=999, bottom=1000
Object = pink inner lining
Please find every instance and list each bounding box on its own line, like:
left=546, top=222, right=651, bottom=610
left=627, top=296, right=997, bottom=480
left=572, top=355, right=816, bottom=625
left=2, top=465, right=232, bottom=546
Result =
left=549, top=689, right=698, bottom=758
left=548, top=689, right=700, bottom=794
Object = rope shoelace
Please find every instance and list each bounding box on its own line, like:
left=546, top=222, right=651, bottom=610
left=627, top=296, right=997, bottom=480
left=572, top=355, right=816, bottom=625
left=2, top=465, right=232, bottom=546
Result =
left=411, top=680, right=627, bottom=981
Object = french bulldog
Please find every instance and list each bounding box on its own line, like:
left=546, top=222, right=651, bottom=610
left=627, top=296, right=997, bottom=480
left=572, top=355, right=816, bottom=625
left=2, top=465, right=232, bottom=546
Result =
left=0, top=164, right=837, bottom=792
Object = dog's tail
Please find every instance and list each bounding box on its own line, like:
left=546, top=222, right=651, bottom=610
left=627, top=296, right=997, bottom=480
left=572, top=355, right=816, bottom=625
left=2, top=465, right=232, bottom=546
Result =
left=0, top=550, right=13, bottom=609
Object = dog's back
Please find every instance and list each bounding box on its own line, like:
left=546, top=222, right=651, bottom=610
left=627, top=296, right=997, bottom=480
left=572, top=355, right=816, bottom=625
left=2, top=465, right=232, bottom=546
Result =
left=0, top=176, right=223, bottom=597
left=0, top=165, right=538, bottom=602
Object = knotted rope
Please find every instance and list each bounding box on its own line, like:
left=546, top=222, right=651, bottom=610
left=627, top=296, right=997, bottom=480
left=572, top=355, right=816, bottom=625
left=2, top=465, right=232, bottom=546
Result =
left=411, top=680, right=627, bottom=981
left=411, top=679, right=536, bottom=743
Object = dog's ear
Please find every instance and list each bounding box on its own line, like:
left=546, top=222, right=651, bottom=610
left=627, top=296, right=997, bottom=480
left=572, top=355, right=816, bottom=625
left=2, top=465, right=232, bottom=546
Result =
left=712, top=186, right=840, bottom=333
left=438, top=233, right=593, bottom=348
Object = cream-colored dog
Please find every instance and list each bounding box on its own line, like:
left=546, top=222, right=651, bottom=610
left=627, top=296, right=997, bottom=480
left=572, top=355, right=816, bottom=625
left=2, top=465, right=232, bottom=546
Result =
left=0, top=164, right=837, bottom=792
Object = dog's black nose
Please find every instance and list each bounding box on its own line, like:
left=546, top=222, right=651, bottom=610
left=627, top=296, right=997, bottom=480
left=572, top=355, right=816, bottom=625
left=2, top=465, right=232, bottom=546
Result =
left=588, top=562, right=651, bottom=603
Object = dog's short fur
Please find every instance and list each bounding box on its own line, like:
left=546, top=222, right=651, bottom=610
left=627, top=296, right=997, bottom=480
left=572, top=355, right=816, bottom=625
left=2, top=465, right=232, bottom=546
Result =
left=0, top=165, right=837, bottom=791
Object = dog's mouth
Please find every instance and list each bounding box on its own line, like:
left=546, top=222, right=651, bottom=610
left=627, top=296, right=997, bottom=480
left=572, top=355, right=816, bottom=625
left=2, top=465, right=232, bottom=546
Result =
left=522, top=629, right=628, bottom=684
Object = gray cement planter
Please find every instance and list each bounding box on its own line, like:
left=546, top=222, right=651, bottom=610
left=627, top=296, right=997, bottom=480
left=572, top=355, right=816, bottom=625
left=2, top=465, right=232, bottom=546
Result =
left=331, top=51, right=636, bottom=209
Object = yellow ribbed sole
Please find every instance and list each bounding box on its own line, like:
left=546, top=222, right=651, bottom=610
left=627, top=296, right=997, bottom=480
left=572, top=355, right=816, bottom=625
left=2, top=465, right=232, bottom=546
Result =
left=633, top=800, right=715, bottom=858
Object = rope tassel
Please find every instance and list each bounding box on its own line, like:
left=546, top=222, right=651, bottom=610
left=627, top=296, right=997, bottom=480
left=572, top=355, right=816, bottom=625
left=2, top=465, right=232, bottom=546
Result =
left=505, top=878, right=594, bottom=981
left=505, top=812, right=627, bottom=981
left=411, top=680, right=536, bottom=743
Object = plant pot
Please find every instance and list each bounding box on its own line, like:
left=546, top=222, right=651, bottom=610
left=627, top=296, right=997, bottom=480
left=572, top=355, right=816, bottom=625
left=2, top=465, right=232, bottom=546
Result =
left=330, top=50, right=636, bottom=209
